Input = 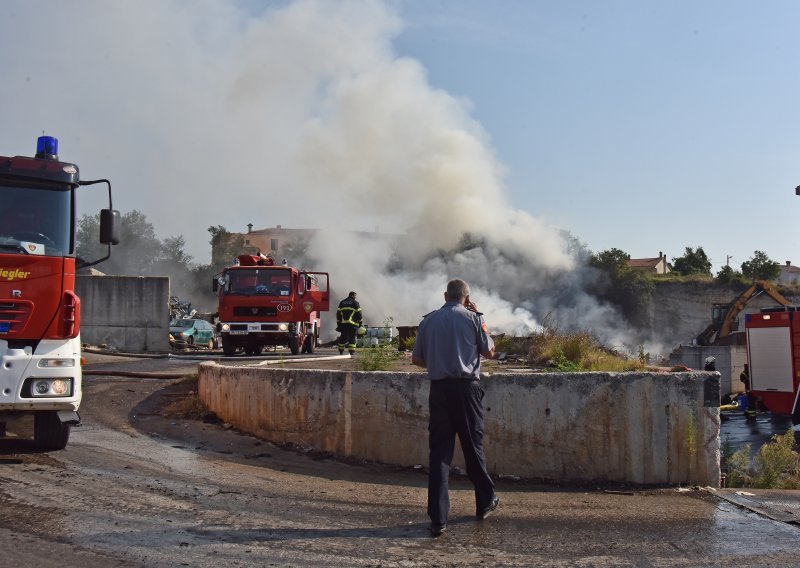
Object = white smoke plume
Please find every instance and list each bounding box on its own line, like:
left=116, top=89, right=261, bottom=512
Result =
left=0, top=0, right=651, bottom=352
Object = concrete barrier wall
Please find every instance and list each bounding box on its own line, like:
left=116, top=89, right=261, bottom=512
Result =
left=76, top=275, right=170, bottom=353
left=199, top=365, right=721, bottom=486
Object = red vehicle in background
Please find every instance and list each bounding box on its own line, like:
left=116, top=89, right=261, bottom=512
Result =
left=0, top=136, right=119, bottom=449
left=745, top=307, right=800, bottom=420
left=214, top=254, right=329, bottom=356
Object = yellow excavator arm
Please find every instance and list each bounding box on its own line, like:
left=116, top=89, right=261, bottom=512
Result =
left=718, top=280, right=791, bottom=338
left=696, top=280, right=791, bottom=346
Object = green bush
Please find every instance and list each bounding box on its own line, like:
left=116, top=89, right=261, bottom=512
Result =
left=722, top=429, right=800, bottom=489
left=753, top=431, right=800, bottom=489
left=357, top=345, right=400, bottom=372
left=548, top=348, right=582, bottom=372
left=399, top=335, right=416, bottom=351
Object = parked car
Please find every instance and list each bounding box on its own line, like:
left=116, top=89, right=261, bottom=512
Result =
left=169, top=318, right=217, bottom=349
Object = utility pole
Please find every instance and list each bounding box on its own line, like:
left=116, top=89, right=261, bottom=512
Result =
left=726, top=255, right=733, bottom=267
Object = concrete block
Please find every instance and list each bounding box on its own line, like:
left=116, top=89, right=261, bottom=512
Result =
left=198, top=365, right=721, bottom=486
left=76, top=275, right=170, bottom=353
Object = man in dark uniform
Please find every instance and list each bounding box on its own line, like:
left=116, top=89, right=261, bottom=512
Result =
left=411, top=279, right=498, bottom=537
left=336, top=291, right=362, bottom=355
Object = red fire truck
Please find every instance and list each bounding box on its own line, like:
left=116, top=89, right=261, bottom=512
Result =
left=744, top=307, right=800, bottom=419
left=214, top=254, right=329, bottom=356
left=0, top=136, right=119, bottom=449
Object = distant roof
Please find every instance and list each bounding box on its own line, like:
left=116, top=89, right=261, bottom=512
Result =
left=629, top=257, right=664, bottom=269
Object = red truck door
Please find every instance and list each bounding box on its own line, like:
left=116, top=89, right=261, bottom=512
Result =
left=298, top=272, right=330, bottom=312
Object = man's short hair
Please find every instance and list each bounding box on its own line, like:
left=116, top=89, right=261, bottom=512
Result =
left=445, top=279, right=470, bottom=301
left=348, top=291, right=357, bottom=298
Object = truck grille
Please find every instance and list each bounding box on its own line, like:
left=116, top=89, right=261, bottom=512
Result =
left=233, top=306, right=277, bottom=317
left=0, top=300, right=33, bottom=335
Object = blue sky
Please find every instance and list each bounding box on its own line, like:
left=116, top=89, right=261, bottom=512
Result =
left=392, top=1, right=800, bottom=272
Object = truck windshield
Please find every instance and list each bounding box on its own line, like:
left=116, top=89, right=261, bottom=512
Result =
left=0, top=185, right=72, bottom=256
left=227, top=268, right=292, bottom=296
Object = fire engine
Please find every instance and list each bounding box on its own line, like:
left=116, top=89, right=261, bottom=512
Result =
left=744, top=307, right=800, bottom=421
left=214, top=254, right=329, bottom=356
left=0, top=136, right=119, bottom=449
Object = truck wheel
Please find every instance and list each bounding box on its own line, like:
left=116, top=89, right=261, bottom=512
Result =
left=289, top=336, right=300, bottom=355
left=222, top=337, right=237, bottom=356
left=34, top=412, right=71, bottom=450
left=303, top=333, right=315, bottom=354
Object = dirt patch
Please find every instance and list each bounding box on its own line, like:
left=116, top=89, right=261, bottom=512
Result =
left=158, top=376, right=219, bottom=422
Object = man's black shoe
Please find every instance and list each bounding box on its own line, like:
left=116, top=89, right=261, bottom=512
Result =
left=429, top=522, right=446, bottom=537
left=478, top=495, right=500, bottom=520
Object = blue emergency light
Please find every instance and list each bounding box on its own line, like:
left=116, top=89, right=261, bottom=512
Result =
left=36, top=135, right=58, bottom=160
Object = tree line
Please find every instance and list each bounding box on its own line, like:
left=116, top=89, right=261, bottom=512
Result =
left=76, top=210, right=244, bottom=311
left=587, top=246, right=786, bottom=328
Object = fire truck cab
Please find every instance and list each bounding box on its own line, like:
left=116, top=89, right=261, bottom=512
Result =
left=0, top=136, right=118, bottom=449
left=214, top=254, right=329, bottom=356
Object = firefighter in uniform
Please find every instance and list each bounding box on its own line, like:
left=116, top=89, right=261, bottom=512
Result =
left=336, top=291, right=362, bottom=355
left=411, top=278, right=499, bottom=537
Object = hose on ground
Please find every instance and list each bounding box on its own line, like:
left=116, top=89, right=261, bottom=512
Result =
left=82, top=370, right=192, bottom=379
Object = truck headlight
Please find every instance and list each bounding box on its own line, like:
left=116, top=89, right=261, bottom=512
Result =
left=221, top=323, right=230, bottom=332
left=279, top=323, right=288, bottom=331
left=27, top=378, right=73, bottom=397
left=37, top=359, right=76, bottom=368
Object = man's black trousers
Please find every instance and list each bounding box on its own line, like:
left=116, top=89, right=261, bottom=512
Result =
left=428, top=378, right=495, bottom=524
left=336, top=324, right=358, bottom=351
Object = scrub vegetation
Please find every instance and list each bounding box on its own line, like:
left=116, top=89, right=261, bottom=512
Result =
left=357, top=344, right=401, bottom=372
left=494, top=316, right=650, bottom=372
left=722, top=430, right=800, bottom=489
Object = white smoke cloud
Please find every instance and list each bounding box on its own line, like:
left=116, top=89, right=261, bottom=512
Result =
left=0, top=0, right=652, bottom=352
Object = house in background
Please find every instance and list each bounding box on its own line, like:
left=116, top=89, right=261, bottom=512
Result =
left=214, top=224, right=396, bottom=265
left=241, top=224, right=316, bottom=258
left=777, top=261, right=800, bottom=286
left=628, top=252, right=671, bottom=274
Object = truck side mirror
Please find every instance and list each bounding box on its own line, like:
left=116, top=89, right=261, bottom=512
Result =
left=100, top=209, right=120, bottom=245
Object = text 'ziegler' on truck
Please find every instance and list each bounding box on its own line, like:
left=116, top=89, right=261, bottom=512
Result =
left=214, top=254, right=330, bottom=356
left=0, top=136, right=119, bottom=450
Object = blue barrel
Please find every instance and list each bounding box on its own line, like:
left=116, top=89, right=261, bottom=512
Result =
left=737, top=394, right=748, bottom=412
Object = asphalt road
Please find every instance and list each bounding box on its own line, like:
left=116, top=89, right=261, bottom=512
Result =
left=0, top=352, right=799, bottom=567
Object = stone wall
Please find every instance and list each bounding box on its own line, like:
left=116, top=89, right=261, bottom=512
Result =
left=199, top=365, right=721, bottom=486
left=76, top=275, right=170, bottom=353
left=649, top=281, right=797, bottom=347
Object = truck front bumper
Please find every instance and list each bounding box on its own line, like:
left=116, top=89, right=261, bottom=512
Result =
left=0, top=338, right=82, bottom=412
